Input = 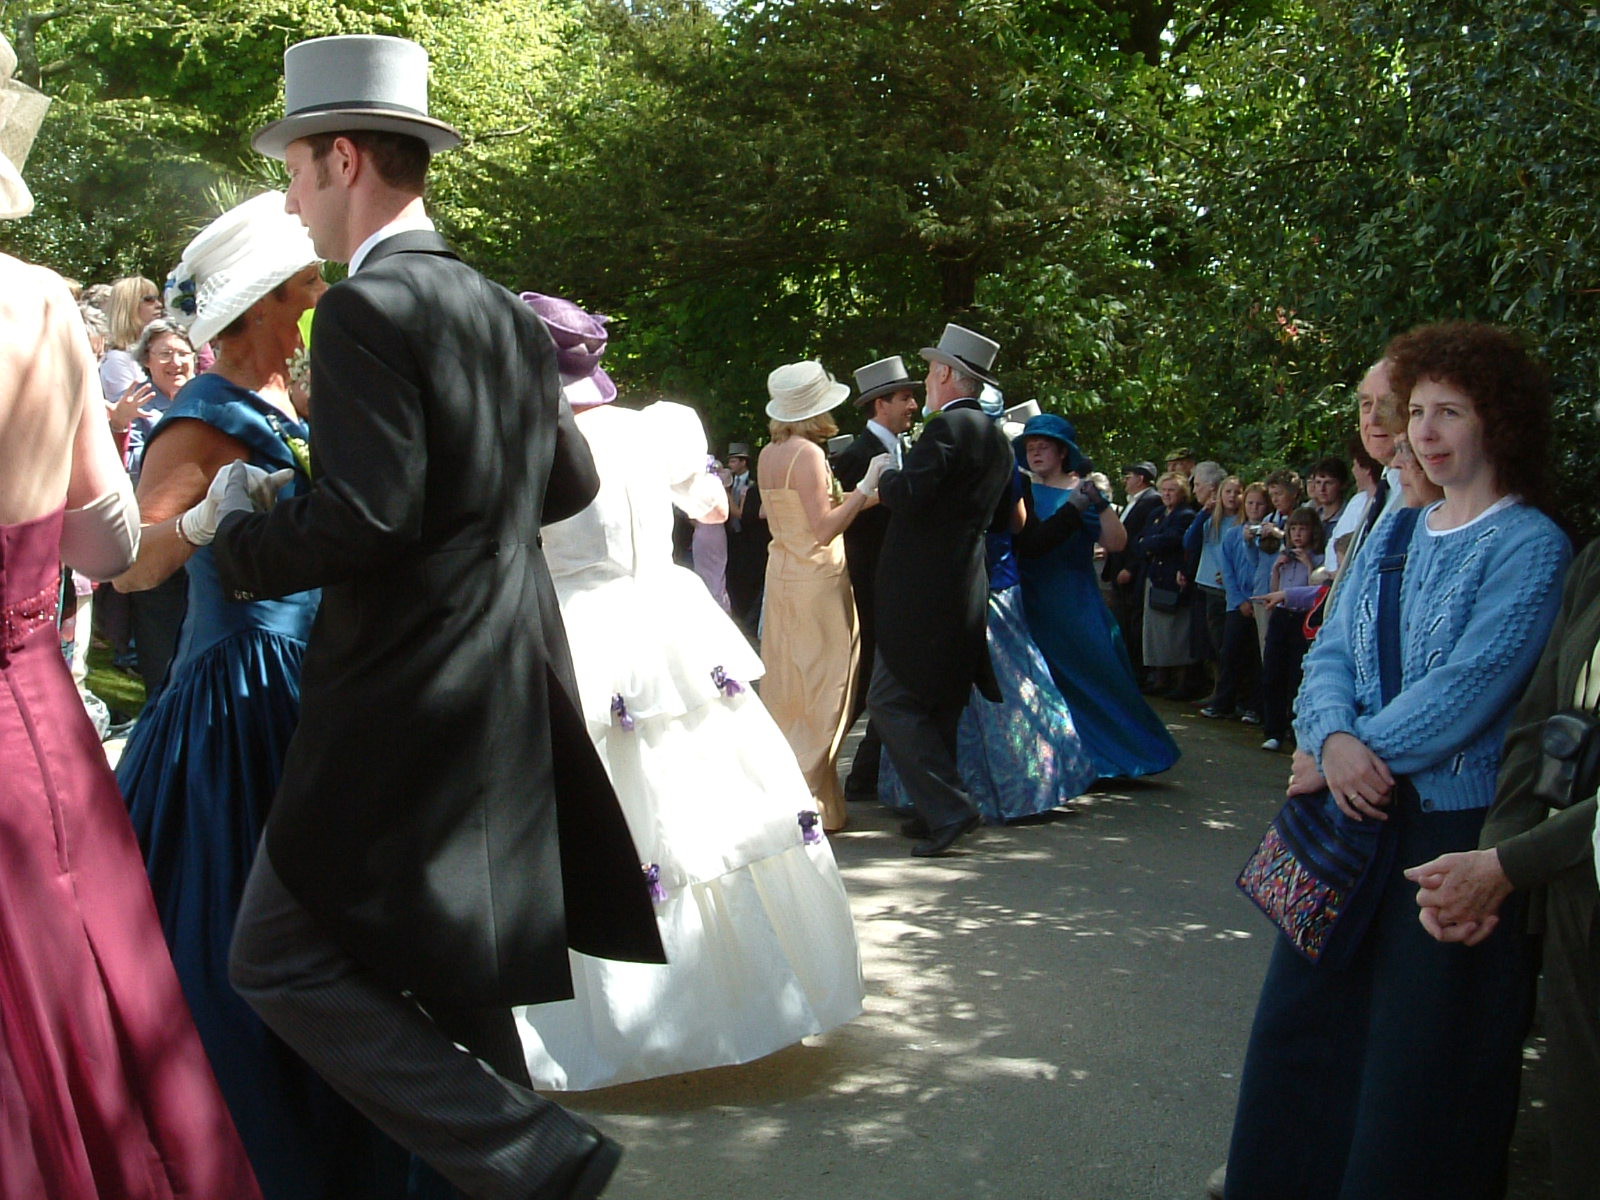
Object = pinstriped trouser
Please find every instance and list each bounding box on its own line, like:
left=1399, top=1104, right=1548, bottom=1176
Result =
left=228, top=851, right=593, bottom=1200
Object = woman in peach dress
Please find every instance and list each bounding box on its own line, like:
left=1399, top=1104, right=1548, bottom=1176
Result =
left=757, top=360, right=889, bottom=831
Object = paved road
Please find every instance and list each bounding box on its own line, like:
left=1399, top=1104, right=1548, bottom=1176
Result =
left=569, top=700, right=1555, bottom=1199
left=108, top=686, right=1559, bottom=1196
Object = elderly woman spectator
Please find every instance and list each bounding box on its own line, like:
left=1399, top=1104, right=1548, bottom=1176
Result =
left=757, top=361, right=886, bottom=830
left=1135, top=471, right=1197, bottom=697
left=1224, top=321, right=1571, bottom=1199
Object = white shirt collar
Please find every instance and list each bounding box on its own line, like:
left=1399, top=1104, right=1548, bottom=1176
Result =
left=349, top=212, right=437, bottom=274
left=865, top=419, right=899, bottom=453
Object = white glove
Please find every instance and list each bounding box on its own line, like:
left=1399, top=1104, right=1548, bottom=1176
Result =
left=177, top=461, right=294, bottom=547
left=857, top=453, right=892, bottom=499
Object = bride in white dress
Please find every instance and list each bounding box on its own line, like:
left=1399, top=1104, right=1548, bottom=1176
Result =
left=513, top=293, right=864, bottom=1090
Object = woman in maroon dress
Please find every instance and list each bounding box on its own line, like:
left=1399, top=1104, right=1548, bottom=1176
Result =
left=0, top=40, right=260, bottom=1199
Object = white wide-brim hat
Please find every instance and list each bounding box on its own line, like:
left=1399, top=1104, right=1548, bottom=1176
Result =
left=766, top=359, right=851, bottom=422
left=253, top=35, right=462, bottom=160
left=0, top=35, right=51, bottom=221
left=166, top=191, right=321, bottom=348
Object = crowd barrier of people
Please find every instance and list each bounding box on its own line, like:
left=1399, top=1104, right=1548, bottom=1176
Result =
left=5, top=29, right=1598, bottom=1200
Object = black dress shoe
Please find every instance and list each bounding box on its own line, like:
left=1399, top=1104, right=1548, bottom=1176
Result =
left=531, top=1129, right=622, bottom=1200
left=899, top=816, right=930, bottom=839
left=911, top=813, right=981, bottom=857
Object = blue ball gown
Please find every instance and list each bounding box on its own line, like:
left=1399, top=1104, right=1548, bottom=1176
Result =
left=116, top=373, right=423, bottom=1200
left=1019, top=483, right=1179, bottom=779
left=880, top=516, right=1099, bottom=822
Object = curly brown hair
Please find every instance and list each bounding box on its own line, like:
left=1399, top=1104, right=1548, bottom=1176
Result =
left=1384, top=322, right=1552, bottom=508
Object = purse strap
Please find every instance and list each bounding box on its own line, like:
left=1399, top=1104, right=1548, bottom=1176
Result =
left=1373, top=505, right=1422, bottom=708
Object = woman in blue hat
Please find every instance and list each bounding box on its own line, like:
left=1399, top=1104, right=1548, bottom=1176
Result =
left=1013, top=414, right=1180, bottom=779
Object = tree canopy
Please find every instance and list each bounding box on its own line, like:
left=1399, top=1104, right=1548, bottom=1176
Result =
left=6, top=0, right=1597, bottom=525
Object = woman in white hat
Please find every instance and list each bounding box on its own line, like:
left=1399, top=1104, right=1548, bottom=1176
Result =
left=757, top=360, right=890, bottom=830
left=110, top=193, right=412, bottom=1197
left=0, top=36, right=261, bottom=1198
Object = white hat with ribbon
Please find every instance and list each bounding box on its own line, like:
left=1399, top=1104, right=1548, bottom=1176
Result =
left=765, top=360, right=851, bottom=422
left=164, top=191, right=321, bottom=348
left=0, top=35, right=51, bottom=221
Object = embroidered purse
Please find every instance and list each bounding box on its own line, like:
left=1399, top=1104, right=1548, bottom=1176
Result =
left=1236, top=507, right=1420, bottom=968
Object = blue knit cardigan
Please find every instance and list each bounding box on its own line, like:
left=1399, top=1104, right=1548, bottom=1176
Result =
left=1294, top=500, right=1571, bottom=812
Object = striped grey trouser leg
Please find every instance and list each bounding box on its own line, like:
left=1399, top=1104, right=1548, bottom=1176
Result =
left=229, top=851, right=589, bottom=1200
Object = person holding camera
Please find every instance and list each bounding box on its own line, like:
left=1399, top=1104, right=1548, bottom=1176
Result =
left=1406, top=546, right=1600, bottom=1199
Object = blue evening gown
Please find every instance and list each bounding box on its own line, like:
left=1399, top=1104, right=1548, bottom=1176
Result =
left=116, top=374, right=426, bottom=1199
left=1019, top=484, right=1179, bottom=779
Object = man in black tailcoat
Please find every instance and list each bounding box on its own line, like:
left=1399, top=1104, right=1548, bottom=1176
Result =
left=832, top=355, right=919, bottom=803
left=723, top=441, right=768, bottom=638
left=1105, top=460, right=1162, bottom=684
left=199, top=35, right=662, bottom=1200
left=867, top=325, right=1014, bottom=857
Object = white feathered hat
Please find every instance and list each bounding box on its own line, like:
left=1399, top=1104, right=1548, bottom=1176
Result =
left=0, top=35, right=51, bottom=221
left=165, top=191, right=320, bottom=348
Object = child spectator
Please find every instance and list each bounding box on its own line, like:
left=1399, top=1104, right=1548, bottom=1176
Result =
left=1255, top=506, right=1324, bottom=751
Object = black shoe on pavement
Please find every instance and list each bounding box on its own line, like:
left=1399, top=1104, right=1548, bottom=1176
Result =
left=899, top=816, right=930, bottom=839
left=911, top=813, right=981, bottom=858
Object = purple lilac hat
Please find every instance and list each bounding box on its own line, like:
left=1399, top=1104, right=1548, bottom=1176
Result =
left=520, top=290, right=616, bottom=408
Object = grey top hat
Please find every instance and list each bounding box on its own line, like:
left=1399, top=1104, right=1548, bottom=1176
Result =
left=852, top=355, right=923, bottom=407
left=726, top=442, right=752, bottom=460
left=920, top=323, right=1000, bottom=386
left=252, top=35, right=463, bottom=160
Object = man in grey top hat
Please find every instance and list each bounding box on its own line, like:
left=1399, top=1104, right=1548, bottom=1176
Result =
left=197, top=34, right=663, bottom=1200
left=867, top=325, right=1014, bottom=856
left=833, top=355, right=920, bottom=802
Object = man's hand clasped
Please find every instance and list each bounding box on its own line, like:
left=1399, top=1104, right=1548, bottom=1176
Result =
left=177, top=460, right=294, bottom=547
left=857, top=452, right=892, bottom=500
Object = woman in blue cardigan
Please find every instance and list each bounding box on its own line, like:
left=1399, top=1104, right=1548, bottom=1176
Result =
left=1224, top=322, right=1572, bottom=1199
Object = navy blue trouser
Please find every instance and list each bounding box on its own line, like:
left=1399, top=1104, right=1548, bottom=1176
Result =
left=1225, top=793, right=1535, bottom=1199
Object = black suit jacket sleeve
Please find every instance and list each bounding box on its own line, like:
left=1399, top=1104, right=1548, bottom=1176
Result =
left=543, top=396, right=602, bottom=524
left=1013, top=478, right=1087, bottom=558
left=832, top=432, right=878, bottom=493
left=215, top=282, right=429, bottom=599
left=878, top=418, right=955, bottom=514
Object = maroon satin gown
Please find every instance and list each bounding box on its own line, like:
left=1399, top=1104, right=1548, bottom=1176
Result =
left=0, top=507, right=259, bottom=1199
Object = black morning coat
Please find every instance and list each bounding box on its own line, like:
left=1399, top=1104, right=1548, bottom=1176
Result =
left=1102, top=485, right=1162, bottom=586
left=213, top=231, right=665, bottom=1011
left=832, top=426, right=893, bottom=676
left=872, top=397, right=1015, bottom=710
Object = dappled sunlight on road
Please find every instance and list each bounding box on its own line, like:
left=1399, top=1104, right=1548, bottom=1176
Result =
left=568, top=705, right=1297, bottom=1199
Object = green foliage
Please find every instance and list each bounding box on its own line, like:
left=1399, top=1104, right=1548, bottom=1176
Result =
left=7, top=0, right=1599, bottom=532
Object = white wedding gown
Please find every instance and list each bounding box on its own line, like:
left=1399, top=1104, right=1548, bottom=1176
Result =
left=515, top=401, right=864, bottom=1090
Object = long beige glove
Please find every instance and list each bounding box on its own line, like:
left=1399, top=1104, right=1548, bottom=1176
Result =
left=60, top=474, right=140, bottom=580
